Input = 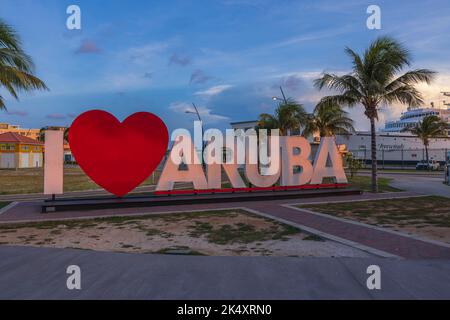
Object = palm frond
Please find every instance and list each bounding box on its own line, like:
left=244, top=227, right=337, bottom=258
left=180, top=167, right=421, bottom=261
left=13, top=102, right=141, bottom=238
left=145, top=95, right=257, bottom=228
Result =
left=0, top=19, right=48, bottom=110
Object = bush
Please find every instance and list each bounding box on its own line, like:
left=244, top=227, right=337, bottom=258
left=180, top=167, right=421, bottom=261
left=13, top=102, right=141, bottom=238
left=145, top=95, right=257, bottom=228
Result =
left=345, top=153, right=363, bottom=178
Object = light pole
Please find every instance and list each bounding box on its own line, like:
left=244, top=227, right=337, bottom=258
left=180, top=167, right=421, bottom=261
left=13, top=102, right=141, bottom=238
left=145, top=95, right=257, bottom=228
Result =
left=271, top=86, right=288, bottom=104
left=185, top=103, right=205, bottom=164
left=185, top=102, right=202, bottom=122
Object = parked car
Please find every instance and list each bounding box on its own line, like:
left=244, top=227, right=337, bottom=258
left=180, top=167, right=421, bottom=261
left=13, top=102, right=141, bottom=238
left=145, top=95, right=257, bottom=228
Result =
left=416, top=160, right=440, bottom=170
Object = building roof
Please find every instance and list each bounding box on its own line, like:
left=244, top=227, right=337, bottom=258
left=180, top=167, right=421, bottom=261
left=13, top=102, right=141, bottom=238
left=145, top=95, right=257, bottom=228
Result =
left=0, top=132, right=43, bottom=145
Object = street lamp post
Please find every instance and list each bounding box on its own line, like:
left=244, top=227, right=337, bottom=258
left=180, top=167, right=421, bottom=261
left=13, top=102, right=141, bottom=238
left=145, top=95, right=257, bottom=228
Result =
left=185, top=103, right=205, bottom=164
left=186, top=102, right=202, bottom=122
left=272, top=86, right=288, bottom=104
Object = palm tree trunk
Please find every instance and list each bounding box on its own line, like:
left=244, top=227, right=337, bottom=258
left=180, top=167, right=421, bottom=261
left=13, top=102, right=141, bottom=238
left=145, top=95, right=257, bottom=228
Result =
left=370, top=117, right=378, bottom=193
left=425, top=145, right=429, bottom=169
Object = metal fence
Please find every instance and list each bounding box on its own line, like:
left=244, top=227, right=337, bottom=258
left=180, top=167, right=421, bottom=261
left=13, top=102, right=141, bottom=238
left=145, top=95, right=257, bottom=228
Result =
left=348, top=148, right=449, bottom=169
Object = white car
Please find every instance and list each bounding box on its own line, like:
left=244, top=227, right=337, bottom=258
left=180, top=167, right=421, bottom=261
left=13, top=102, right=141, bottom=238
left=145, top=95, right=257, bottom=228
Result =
left=416, top=160, right=440, bottom=171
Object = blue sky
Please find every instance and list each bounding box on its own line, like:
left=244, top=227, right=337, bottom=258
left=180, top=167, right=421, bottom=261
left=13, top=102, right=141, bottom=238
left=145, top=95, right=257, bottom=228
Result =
left=1, top=0, right=450, bottom=132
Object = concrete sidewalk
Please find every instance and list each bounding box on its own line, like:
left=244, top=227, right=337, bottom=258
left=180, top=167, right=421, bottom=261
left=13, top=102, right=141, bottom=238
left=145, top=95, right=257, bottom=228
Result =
left=0, top=246, right=449, bottom=299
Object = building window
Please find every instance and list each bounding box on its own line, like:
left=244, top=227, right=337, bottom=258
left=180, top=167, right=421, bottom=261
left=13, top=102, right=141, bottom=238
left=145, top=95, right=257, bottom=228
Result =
left=1, top=143, right=15, bottom=151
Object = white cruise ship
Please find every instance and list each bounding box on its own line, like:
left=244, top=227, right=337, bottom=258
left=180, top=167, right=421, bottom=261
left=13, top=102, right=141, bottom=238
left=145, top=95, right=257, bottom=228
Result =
left=382, top=104, right=450, bottom=134
left=336, top=94, right=450, bottom=164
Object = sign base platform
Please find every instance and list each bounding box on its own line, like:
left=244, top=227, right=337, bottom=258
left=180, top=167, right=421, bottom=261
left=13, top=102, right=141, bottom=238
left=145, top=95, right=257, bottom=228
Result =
left=42, top=185, right=362, bottom=213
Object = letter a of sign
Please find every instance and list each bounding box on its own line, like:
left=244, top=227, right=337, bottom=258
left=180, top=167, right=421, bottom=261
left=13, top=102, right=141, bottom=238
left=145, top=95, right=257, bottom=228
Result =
left=310, top=137, right=348, bottom=184
left=156, top=134, right=207, bottom=191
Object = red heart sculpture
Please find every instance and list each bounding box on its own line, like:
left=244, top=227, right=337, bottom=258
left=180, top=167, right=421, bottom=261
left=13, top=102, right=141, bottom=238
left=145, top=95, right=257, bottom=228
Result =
left=69, top=110, right=169, bottom=197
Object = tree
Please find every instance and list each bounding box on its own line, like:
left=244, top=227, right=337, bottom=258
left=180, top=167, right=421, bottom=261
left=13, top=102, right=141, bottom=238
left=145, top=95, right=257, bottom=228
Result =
left=38, top=126, right=70, bottom=143
left=64, top=127, right=69, bottom=142
left=345, top=152, right=363, bottom=178
left=257, top=98, right=308, bottom=136
left=314, top=36, right=435, bottom=192
left=0, top=18, right=48, bottom=110
left=407, top=115, right=448, bottom=164
left=303, top=100, right=355, bottom=138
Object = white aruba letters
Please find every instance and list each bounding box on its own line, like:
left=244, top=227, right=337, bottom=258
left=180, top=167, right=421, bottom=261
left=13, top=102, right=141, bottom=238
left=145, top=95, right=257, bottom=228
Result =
left=156, top=132, right=347, bottom=191
left=311, top=137, right=347, bottom=184
left=157, top=133, right=208, bottom=190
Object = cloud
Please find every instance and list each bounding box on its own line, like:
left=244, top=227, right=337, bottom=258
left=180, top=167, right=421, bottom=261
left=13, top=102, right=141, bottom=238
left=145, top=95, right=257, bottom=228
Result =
left=75, top=40, right=101, bottom=54
left=168, top=53, right=191, bottom=66
left=273, top=75, right=304, bottom=92
left=124, top=43, right=169, bottom=65
left=6, top=110, right=28, bottom=116
left=270, top=25, right=352, bottom=49
left=169, top=102, right=229, bottom=122
left=195, top=85, right=233, bottom=97
left=107, top=72, right=154, bottom=90
left=46, top=113, right=66, bottom=120
left=190, top=69, right=213, bottom=84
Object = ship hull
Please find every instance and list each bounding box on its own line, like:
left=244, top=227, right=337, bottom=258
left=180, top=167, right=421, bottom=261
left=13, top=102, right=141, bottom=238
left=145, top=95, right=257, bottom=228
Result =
left=336, top=132, right=450, bottom=164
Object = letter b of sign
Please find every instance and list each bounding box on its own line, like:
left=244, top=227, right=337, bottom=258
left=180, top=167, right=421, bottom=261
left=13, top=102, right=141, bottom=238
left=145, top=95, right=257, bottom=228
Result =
left=366, top=5, right=381, bottom=30
left=66, top=5, right=81, bottom=30
left=66, top=265, right=81, bottom=290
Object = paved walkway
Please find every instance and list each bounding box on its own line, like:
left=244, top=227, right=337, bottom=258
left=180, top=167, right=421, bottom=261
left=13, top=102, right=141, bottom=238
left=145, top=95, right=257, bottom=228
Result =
left=1, top=191, right=449, bottom=259
left=249, top=202, right=450, bottom=259
left=382, top=173, right=450, bottom=199
left=0, top=246, right=449, bottom=299
left=359, top=171, right=450, bottom=198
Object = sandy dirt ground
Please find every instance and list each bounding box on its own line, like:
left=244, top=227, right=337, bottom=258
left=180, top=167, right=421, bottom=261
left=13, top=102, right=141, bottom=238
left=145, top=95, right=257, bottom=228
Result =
left=344, top=209, right=450, bottom=244
left=302, top=198, right=450, bottom=244
left=376, top=223, right=450, bottom=244
left=0, top=210, right=370, bottom=257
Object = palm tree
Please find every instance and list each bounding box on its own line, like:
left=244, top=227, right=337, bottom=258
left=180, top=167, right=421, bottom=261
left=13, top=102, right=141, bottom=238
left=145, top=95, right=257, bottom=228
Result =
left=303, top=100, right=355, bottom=138
left=38, top=127, right=45, bottom=142
left=407, top=115, right=448, bottom=164
left=257, top=98, right=308, bottom=136
left=0, top=18, right=48, bottom=110
left=38, top=126, right=70, bottom=143
left=314, top=36, right=435, bottom=192
left=64, top=127, right=69, bottom=142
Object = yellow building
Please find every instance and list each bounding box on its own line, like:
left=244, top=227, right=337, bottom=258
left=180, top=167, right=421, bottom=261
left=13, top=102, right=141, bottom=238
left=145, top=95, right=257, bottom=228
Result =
left=0, top=123, right=41, bottom=140
left=0, top=132, right=43, bottom=168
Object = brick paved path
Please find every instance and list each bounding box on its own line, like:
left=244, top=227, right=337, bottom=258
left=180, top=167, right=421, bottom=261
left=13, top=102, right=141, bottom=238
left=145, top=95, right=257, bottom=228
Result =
left=248, top=202, right=450, bottom=259
left=1, top=191, right=449, bottom=259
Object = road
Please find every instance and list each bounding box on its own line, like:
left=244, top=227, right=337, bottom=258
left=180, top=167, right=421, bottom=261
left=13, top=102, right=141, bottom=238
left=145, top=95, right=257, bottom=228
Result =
left=378, top=172, right=450, bottom=198
left=0, top=246, right=449, bottom=299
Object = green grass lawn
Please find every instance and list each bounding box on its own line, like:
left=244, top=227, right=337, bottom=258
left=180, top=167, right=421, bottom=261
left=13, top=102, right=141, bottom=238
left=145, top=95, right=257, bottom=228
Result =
left=348, top=175, right=401, bottom=192
left=298, top=196, right=450, bottom=243
left=0, top=167, right=159, bottom=195
left=0, top=166, right=398, bottom=195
